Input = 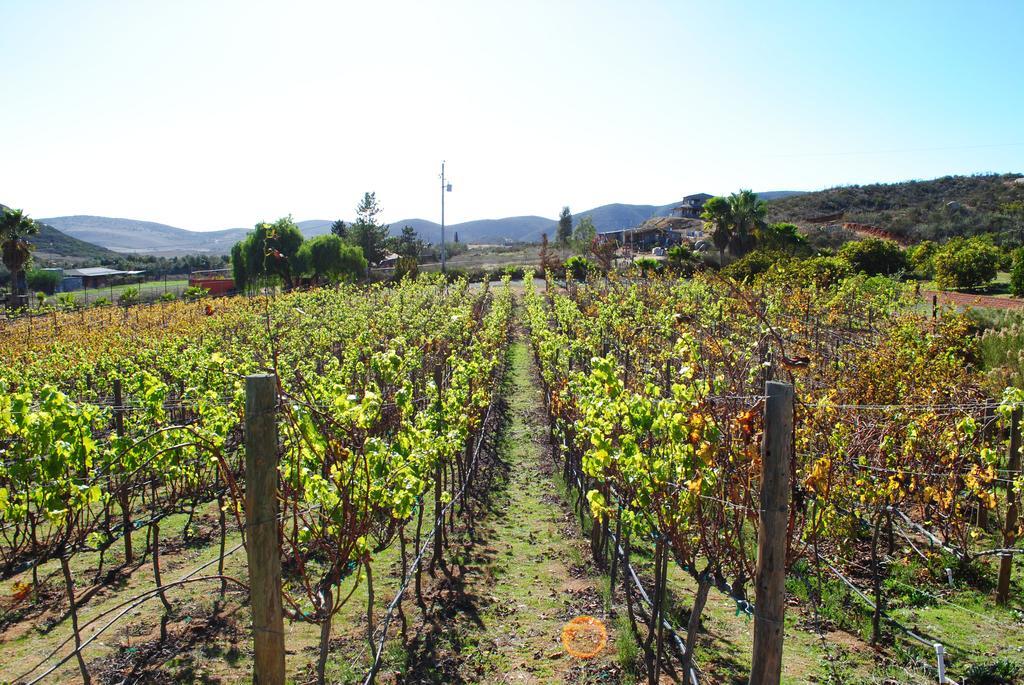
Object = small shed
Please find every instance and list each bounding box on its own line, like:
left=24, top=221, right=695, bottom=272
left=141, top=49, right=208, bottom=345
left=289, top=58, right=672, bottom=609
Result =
left=65, top=267, right=145, bottom=289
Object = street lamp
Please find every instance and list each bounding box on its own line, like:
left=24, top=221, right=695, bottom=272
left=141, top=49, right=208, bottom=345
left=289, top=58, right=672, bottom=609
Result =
left=440, top=161, right=453, bottom=273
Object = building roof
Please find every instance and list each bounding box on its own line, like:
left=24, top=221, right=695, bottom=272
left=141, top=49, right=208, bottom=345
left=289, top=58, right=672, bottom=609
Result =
left=599, top=216, right=704, bottom=237
left=66, top=267, right=145, bottom=277
left=682, top=192, right=713, bottom=201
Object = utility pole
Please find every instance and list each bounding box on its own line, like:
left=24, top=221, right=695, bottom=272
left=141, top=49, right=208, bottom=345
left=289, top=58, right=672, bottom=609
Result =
left=440, top=161, right=452, bottom=273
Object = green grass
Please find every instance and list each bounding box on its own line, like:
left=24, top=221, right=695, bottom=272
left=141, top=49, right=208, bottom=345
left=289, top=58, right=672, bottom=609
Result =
left=922, top=270, right=1016, bottom=297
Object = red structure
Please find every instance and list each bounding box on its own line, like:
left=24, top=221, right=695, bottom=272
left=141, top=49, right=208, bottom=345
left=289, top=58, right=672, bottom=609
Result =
left=189, top=269, right=235, bottom=296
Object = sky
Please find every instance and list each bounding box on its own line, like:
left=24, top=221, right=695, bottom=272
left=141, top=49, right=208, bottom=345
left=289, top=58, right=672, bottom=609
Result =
left=1, top=0, right=1022, bottom=231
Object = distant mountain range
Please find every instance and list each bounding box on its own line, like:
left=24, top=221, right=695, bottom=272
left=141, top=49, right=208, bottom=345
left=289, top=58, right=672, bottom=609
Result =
left=39, top=191, right=804, bottom=255
left=10, top=174, right=1022, bottom=263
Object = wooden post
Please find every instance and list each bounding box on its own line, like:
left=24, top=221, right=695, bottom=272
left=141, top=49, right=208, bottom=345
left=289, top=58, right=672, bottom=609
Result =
left=245, top=374, right=285, bottom=684
left=997, top=407, right=1021, bottom=605
left=932, top=294, right=938, bottom=319
left=749, top=381, right=793, bottom=685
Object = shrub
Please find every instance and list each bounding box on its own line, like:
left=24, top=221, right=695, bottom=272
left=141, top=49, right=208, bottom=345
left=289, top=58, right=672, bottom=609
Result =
left=933, top=237, right=1000, bottom=290
left=118, top=287, right=140, bottom=305
left=393, top=256, right=418, bottom=280
left=159, top=292, right=176, bottom=302
left=182, top=286, right=209, bottom=302
left=722, top=250, right=788, bottom=282
left=92, top=297, right=111, bottom=307
left=501, top=265, right=528, bottom=281
left=963, top=658, right=1021, bottom=685
left=56, top=292, right=78, bottom=309
left=633, top=257, right=661, bottom=277
left=564, top=256, right=595, bottom=281
left=772, top=255, right=853, bottom=288
left=837, top=238, right=907, bottom=276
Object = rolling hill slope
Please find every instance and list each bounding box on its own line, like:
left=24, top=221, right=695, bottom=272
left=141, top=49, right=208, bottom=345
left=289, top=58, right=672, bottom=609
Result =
left=767, top=174, right=1023, bottom=242
left=41, top=215, right=248, bottom=255
left=30, top=223, right=120, bottom=262
left=1, top=205, right=119, bottom=264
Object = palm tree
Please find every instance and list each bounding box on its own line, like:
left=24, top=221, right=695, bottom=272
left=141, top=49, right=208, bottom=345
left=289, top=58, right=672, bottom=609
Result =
left=700, top=196, right=733, bottom=266
left=726, top=189, right=767, bottom=257
left=1, top=207, right=39, bottom=298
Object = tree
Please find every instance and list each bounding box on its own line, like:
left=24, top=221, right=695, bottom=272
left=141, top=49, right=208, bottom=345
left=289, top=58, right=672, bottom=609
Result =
left=557, top=206, right=573, bottom=246
left=330, top=220, right=348, bottom=240
left=349, top=192, right=390, bottom=266
left=1001, top=201, right=1024, bottom=245
left=26, top=269, right=60, bottom=295
left=298, top=234, right=367, bottom=284
left=539, top=234, right=560, bottom=274
left=393, top=225, right=425, bottom=260
left=589, top=236, right=618, bottom=272
left=838, top=238, right=907, bottom=276
left=907, top=240, right=937, bottom=278
left=1010, top=248, right=1024, bottom=297
left=573, top=216, right=597, bottom=253
left=230, top=241, right=248, bottom=292
left=666, top=243, right=698, bottom=276
left=237, top=216, right=305, bottom=290
left=760, top=222, right=810, bottom=255
left=726, top=189, right=767, bottom=257
left=1, top=207, right=39, bottom=297
left=933, top=236, right=1000, bottom=290
left=701, top=196, right=733, bottom=266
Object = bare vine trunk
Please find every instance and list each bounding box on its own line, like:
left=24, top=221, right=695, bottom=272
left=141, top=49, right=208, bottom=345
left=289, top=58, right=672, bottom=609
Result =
left=152, top=520, right=172, bottom=642
left=315, top=585, right=334, bottom=685
left=682, top=568, right=712, bottom=679
left=60, top=553, right=91, bottom=685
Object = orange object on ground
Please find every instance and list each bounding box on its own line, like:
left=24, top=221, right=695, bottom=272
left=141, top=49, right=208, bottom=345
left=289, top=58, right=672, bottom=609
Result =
left=561, top=616, right=608, bottom=658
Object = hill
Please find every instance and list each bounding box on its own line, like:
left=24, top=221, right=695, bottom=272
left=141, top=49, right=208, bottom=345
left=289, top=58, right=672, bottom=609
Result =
left=41, top=215, right=247, bottom=256
left=39, top=189, right=805, bottom=254
left=391, top=191, right=805, bottom=244
left=387, top=216, right=554, bottom=244
left=30, top=222, right=120, bottom=263
left=1, top=205, right=119, bottom=264
left=768, top=174, right=1024, bottom=243
left=295, top=219, right=334, bottom=237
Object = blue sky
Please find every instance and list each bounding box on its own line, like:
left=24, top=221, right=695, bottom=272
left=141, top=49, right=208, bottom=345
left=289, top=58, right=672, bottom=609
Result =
left=1, top=0, right=1021, bottom=231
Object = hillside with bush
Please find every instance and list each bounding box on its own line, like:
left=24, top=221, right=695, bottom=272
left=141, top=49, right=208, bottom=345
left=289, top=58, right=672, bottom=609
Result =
left=767, top=173, right=1024, bottom=244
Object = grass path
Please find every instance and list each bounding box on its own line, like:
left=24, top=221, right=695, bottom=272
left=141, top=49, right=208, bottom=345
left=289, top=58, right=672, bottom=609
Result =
left=412, top=336, right=625, bottom=684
